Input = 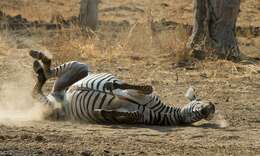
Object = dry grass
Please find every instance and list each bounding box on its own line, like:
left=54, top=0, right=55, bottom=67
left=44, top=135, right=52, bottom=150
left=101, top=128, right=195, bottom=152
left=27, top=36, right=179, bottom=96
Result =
left=0, top=0, right=259, bottom=77
left=14, top=7, right=192, bottom=70
left=3, top=15, right=258, bottom=79
left=0, top=30, right=17, bottom=56
left=0, top=0, right=223, bottom=70
left=0, top=32, right=9, bottom=55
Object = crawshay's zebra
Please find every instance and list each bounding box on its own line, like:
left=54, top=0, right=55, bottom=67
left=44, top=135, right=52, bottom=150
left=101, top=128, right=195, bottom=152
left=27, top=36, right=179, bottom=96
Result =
left=30, top=50, right=215, bottom=125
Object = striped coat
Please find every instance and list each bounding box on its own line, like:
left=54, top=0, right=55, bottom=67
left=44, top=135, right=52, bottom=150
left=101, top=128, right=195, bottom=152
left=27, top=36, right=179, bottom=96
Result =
left=30, top=50, right=215, bottom=125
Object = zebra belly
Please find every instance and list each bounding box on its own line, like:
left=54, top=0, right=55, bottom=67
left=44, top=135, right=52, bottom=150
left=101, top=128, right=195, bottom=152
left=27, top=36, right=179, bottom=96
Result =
left=65, top=89, right=117, bottom=123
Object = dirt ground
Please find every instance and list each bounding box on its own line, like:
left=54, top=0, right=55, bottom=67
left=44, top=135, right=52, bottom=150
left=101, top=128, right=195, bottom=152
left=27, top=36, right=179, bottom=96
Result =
left=0, top=0, right=260, bottom=155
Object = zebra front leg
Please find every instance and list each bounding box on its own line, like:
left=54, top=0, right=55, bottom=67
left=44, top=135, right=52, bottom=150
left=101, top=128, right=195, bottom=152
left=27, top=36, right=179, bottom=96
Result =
left=94, top=109, right=142, bottom=124
left=104, top=82, right=153, bottom=94
left=99, top=95, right=143, bottom=124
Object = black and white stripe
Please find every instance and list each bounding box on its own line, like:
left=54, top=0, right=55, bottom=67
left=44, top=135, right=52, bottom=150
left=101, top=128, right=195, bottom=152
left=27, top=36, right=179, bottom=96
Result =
left=45, top=61, right=88, bottom=79
left=63, top=73, right=212, bottom=125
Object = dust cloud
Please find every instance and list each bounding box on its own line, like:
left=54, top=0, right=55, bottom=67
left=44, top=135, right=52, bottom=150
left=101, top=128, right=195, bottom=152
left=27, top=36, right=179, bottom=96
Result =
left=214, top=111, right=229, bottom=128
left=0, top=43, right=50, bottom=124
left=0, top=71, right=48, bottom=124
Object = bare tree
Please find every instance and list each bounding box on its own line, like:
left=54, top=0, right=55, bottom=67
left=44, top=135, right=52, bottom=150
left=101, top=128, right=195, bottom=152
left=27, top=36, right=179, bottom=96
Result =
left=187, top=0, right=240, bottom=60
left=79, top=0, right=99, bottom=31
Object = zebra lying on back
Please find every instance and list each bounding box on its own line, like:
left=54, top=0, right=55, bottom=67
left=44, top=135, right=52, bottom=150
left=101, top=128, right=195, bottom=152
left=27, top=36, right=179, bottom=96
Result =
left=30, top=50, right=215, bottom=125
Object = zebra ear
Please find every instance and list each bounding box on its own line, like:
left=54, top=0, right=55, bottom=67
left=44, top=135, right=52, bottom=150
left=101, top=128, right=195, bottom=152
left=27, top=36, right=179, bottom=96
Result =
left=185, top=87, right=197, bottom=101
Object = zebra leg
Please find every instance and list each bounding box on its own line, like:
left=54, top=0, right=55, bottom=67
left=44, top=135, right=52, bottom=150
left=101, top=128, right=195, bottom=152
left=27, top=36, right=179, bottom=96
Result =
left=32, top=60, right=46, bottom=97
left=180, top=101, right=215, bottom=124
left=104, top=82, right=153, bottom=94
left=52, top=62, right=88, bottom=93
left=32, top=60, right=66, bottom=120
left=32, top=60, right=54, bottom=107
left=94, top=109, right=142, bottom=124
left=29, top=50, right=89, bottom=92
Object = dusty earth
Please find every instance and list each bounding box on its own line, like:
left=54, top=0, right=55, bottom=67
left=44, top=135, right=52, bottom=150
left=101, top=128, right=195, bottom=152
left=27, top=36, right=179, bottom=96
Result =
left=0, top=0, right=260, bottom=155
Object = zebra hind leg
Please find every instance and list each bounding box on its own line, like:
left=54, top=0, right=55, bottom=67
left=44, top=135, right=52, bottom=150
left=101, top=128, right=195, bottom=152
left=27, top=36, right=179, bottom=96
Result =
left=30, top=50, right=89, bottom=92
left=32, top=60, right=65, bottom=120
left=32, top=60, right=46, bottom=97
left=94, top=109, right=142, bottom=124
left=32, top=60, right=54, bottom=106
left=104, top=82, right=153, bottom=94
left=31, top=61, right=54, bottom=107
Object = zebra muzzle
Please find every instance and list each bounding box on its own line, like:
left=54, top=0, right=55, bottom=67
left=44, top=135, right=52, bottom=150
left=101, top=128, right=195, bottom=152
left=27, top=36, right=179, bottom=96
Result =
left=202, top=102, right=216, bottom=121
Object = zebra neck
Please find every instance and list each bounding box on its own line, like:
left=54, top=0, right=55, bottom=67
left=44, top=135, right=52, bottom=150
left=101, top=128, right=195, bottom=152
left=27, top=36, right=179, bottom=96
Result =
left=145, top=97, right=183, bottom=125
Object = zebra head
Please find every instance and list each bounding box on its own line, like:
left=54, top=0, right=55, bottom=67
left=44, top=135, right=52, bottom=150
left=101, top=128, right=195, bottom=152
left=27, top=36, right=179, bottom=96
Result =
left=184, top=87, right=216, bottom=121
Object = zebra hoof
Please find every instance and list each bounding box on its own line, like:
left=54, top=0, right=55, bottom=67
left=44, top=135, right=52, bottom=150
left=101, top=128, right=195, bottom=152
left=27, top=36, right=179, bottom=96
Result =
left=119, top=83, right=153, bottom=94
left=29, top=50, right=43, bottom=60
left=202, top=102, right=215, bottom=121
left=140, top=85, right=153, bottom=94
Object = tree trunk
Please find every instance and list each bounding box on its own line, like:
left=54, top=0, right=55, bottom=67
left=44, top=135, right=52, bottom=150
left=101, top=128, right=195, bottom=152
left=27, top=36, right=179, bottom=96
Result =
left=79, top=0, right=99, bottom=31
left=187, top=0, right=240, bottom=60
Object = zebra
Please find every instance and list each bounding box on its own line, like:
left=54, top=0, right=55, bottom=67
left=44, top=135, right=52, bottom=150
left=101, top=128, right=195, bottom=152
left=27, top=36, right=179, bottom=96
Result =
left=29, top=50, right=215, bottom=125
